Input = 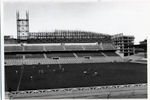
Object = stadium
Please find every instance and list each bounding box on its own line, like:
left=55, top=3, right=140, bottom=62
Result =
left=4, top=12, right=147, bottom=99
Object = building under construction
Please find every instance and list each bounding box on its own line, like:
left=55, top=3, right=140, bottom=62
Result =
left=15, top=11, right=112, bottom=43
left=111, top=33, right=134, bottom=56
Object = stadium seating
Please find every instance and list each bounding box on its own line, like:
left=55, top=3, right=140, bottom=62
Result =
left=5, top=54, right=23, bottom=59
left=46, top=53, right=75, bottom=58
left=76, top=52, right=104, bottom=57
left=4, top=43, right=122, bottom=66
left=5, top=56, right=124, bottom=65
left=45, top=46, right=64, bottom=51
left=83, top=45, right=102, bottom=50
left=5, top=46, right=23, bottom=52
left=24, top=46, right=44, bottom=51
left=5, top=59, right=24, bottom=65
left=25, top=54, right=45, bottom=59
left=64, top=45, right=83, bottom=50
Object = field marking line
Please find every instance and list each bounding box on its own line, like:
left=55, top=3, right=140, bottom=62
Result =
left=17, top=66, right=24, bottom=91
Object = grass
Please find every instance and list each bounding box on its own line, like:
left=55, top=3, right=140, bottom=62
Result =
left=5, top=62, right=147, bottom=91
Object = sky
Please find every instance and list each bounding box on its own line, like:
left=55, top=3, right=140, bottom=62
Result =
left=2, top=0, right=150, bottom=44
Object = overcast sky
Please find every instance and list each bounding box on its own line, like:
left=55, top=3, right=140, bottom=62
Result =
left=2, top=0, right=150, bottom=44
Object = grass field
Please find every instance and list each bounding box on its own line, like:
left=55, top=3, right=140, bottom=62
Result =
left=5, top=62, right=147, bottom=91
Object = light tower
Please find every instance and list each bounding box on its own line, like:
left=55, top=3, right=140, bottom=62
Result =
left=16, top=11, right=29, bottom=40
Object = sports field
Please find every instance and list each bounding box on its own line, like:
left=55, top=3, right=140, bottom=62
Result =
left=5, top=62, right=147, bottom=91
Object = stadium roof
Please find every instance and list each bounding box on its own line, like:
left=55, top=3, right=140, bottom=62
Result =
left=29, top=30, right=111, bottom=37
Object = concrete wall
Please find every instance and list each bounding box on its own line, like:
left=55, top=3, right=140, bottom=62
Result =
left=5, top=57, right=123, bottom=66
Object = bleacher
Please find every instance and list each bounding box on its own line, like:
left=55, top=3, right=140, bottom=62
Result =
left=4, top=43, right=117, bottom=52
left=46, top=53, right=75, bottom=58
left=45, top=46, right=64, bottom=51
left=25, top=54, right=45, bottom=59
left=4, top=43, right=122, bottom=66
left=76, top=52, right=104, bottom=57
left=83, top=45, right=102, bottom=50
left=65, top=45, right=83, bottom=50
left=24, top=46, right=44, bottom=51
left=5, top=54, right=23, bottom=59
left=5, top=46, right=23, bottom=52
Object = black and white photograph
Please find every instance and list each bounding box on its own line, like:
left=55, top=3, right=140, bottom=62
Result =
left=2, top=0, right=149, bottom=99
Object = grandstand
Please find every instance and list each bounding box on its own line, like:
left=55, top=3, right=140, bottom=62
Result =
left=45, top=45, right=64, bottom=51
left=4, top=46, right=23, bottom=52
left=76, top=52, right=104, bottom=57
left=25, top=54, right=45, bottom=59
left=24, top=46, right=44, bottom=51
left=4, top=43, right=116, bottom=52
left=64, top=45, right=83, bottom=50
left=5, top=54, right=23, bottom=59
left=46, top=53, right=75, bottom=58
left=4, top=43, right=122, bottom=65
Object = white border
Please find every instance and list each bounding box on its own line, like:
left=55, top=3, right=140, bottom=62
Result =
left=1, top=0, right=5, bottom=100
left=1, top=0, right=149, bottom=100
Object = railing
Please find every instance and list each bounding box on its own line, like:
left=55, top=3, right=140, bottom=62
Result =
left=8, top=83, right=147, bottom=98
